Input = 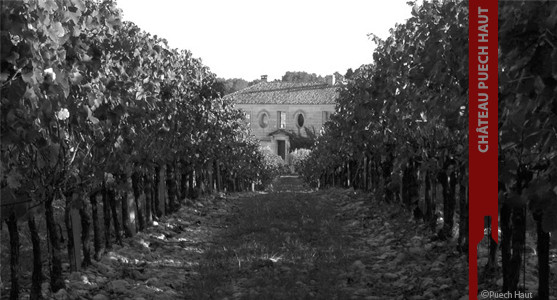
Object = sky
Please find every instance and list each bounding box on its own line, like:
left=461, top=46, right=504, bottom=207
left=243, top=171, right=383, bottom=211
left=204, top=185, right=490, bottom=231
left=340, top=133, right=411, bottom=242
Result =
left=116, top=0, right=416, bottom=81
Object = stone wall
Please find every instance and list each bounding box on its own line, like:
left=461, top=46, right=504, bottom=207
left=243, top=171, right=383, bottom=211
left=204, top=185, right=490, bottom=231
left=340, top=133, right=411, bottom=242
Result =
left=235, top=104, right=335, bottom=140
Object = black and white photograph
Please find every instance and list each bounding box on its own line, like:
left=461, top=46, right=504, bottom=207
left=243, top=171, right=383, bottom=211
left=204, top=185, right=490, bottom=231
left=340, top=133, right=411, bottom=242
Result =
left=1, top=0, right=556, bottom=299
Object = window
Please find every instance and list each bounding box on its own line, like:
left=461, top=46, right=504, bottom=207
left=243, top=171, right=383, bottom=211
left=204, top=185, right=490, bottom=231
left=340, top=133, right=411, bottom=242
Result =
left=296, top=113, right=305, bottom=127
left=259, top=112, right=269, bottom=128
left=278, top=111, right=286, bottom=129
left=322, top=111, right=331, bottom=123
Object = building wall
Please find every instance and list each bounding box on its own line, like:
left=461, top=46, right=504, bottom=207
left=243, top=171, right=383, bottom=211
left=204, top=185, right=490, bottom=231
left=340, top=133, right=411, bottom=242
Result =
left=235, top=104, right=336, bottom=141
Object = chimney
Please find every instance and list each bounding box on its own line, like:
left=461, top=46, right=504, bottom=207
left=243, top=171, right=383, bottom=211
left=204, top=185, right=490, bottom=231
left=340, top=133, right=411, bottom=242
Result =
left=261, top=75, right=268, bottom=82
left=325, top=75, right=335, bottom=86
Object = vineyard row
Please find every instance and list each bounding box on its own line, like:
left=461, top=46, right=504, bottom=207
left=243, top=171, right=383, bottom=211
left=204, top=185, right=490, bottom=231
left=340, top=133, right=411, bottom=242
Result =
left=1, top=0, right=278, bottom=298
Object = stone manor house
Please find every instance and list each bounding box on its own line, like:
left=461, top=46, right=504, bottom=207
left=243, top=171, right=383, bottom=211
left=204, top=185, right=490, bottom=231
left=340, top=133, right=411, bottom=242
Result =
left=224, top=75, right=338, bottom=160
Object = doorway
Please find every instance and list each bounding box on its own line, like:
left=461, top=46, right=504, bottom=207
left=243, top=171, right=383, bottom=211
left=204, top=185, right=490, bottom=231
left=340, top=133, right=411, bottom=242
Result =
left=277, top=140, right=286, bottom=160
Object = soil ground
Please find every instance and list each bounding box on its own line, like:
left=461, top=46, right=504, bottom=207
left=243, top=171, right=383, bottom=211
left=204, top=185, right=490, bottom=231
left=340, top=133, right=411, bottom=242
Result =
left=3, top=176, right=556, bottom=299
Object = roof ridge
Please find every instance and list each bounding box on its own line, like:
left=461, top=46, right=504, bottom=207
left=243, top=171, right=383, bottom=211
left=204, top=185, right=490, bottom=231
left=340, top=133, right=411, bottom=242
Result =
left=241, top=84, right=332, bottom=94
left=223, top=80, right=339, bottom=104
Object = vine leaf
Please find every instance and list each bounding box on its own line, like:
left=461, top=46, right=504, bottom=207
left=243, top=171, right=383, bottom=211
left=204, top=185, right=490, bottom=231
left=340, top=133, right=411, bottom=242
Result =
left=6, top=170, right=22, bottom=189
left=48, top=22, right=66, bottom=39
left=0, top=72, right=9, bottom=83
left=0, top=187, right=17, bottom=205
left=38, top=0, right=59, bottom=13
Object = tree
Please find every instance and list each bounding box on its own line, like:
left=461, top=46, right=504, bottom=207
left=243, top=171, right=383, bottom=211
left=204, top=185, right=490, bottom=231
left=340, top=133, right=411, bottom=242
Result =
left=216, top=78, right=249, bottom=95
left=333, top=71, right=345, bottom=84
left=281, top=71, right=325, bottom=83
left=344, top=68, right=355, bottom=80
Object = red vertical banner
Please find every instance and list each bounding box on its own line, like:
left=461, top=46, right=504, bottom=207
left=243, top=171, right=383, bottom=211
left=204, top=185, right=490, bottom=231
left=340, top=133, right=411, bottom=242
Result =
left=468, top=0, right=498, bottom=299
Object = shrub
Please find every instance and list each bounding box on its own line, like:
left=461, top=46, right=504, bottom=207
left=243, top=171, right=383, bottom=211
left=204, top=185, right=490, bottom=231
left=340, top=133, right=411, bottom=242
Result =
left=255, top=148, right=289, bottom=189
left=288, top=148, right=312, bottom=174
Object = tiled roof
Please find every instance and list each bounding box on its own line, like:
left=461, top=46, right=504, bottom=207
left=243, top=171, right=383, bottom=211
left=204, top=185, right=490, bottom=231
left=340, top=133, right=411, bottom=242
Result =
left=224, top=82, right=338, bottom=104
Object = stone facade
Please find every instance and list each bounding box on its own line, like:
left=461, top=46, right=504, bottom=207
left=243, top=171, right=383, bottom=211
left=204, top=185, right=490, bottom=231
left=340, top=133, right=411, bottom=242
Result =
left=235, top=103, right=335, bottom=157
left=224, top=79, right=338, bottom=160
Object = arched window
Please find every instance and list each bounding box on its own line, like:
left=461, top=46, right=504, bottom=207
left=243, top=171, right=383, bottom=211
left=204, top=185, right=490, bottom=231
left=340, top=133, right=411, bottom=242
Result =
left=259, top=112, right=269, bottom=128
left=296, top=113, right=305, bottom=128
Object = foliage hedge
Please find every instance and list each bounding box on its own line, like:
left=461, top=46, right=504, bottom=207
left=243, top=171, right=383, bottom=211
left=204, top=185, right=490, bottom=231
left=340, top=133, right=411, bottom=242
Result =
left=298, top=0, right=556, bottom=297
left=0, top=0, right=280, bottom=297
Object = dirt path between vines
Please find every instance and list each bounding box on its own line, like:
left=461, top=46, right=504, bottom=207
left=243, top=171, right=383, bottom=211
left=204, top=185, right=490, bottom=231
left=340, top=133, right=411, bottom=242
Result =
left=57, top=176, right=471, bottom=300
